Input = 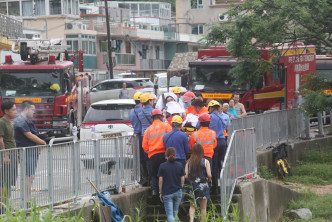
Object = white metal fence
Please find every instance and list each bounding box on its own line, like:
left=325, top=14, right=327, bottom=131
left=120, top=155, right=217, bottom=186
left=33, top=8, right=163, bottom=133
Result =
left=0, top=136, right=140, bottom=210
left=220, top=128, right=256, bottom=219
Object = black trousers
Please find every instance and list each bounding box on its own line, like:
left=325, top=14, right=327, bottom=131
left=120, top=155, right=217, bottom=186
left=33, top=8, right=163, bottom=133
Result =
left=149, top=152, right=166, bottom=192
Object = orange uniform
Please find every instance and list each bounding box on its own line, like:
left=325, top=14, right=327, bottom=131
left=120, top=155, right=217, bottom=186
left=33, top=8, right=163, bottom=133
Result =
left=189, top=127, right=217, bottom=158
left=186, top=106, right=208, bottom=115
left=142, top=119, right=172, bottom=158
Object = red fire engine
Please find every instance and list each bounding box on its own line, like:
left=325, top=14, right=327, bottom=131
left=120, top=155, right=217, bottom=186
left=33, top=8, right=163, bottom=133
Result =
left=189, top=43, right=316, bottom=112
left=0, top=40, right=90, bottom=137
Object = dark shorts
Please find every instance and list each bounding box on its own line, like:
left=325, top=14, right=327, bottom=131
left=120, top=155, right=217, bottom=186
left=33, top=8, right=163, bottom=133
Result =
left=26, top=148, right=39, bottom=176
left=0, top=153, right=18, bottom=187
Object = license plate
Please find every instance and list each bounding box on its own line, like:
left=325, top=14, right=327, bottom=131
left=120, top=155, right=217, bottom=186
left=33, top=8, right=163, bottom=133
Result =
left=324, top=89, right=332, bottom=94
left=202, top=93, right=233, bottom=99
left=15, top=98, right=42, bottom=103
left=102, top=133, right=121, bottom=139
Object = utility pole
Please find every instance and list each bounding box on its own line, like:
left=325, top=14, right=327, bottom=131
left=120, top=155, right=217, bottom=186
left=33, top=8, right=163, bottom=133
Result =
left=104, top=0, right=114, bottom=79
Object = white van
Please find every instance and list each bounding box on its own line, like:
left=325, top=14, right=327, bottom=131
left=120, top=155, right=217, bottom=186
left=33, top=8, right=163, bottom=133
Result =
left=153, top=73, right=187, bottom=97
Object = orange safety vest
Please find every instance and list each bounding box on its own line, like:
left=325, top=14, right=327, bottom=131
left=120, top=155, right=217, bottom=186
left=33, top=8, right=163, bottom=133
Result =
left=142, top=119, right=172, bottom=158
left=189, top=127, right=217, bottom=158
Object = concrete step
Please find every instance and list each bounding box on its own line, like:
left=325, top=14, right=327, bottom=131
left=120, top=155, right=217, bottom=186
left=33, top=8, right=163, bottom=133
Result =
left=146, top=213, right=168, bottom=221
left=231, top=193, right=242, bottom=203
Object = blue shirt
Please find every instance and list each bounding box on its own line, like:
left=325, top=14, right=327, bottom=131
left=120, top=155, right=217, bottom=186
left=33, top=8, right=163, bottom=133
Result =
left=157, top=161, right=185, bottom=196
left=220, top=112, right=231, bottom=127
left=163, top=128, right=189, bottom=160
left=137, top=105, right=154, bottom=135
left=14, top=115, right=39, bottom=147
left=228, top=107, right=237, bottom=119
left=129, top=105, right=143, bottom=135
left=209, top=112, right=226, bottom=139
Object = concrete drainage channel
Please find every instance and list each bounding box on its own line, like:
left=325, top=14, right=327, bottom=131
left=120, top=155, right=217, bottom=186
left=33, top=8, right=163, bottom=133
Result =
left=54, top=136, right=332, bottom=221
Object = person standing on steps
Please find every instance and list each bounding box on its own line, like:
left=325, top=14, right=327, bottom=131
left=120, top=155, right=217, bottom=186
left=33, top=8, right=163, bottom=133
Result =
left=142, top=109, right=172, bottom=197
left=185, top=144, right=212, bottom=222
left=158, top=148, right=185, bottom=222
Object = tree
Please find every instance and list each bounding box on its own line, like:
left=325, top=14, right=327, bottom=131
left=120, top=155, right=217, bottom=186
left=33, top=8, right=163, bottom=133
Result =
left=205, top=0, right=332, bottom=88
left=204, top=0, right=332, bottom=115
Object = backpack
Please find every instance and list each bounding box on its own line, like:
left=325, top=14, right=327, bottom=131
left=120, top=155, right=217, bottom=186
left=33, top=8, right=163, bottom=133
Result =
left=272, top=143, right=292, bottom=178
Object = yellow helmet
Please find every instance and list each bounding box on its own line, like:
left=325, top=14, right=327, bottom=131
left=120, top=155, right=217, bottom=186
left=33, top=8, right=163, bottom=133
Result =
left=171, top=115, right=183, bottom=124
left=50, top=83, right=60, bottom=92
left=171, top=87, right=182, bottom=94
left=140, top=93, right=153, bottom=103
left=208, top=100, right=220, bottom=108
left=133, top=92, right=143, bottom=101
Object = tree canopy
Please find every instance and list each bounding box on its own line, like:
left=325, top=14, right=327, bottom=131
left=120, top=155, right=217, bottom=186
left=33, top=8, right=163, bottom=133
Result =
left=204, top=0, right=332, bottom=115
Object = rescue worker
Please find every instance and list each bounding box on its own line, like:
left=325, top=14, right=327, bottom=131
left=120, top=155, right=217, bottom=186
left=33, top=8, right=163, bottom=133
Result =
left=171, top=86, right=185, bottom=108
left=163, top=115, right=189, bottom=168
left=207, top=100, right=229, bottom=194
left=191, top=99, right=209, bottom=115
left=129, top=92, right=148, bottom=185
left=189, top=113, right=217, bottom=171
left=182, top=91, right=196, bottom=114
left=142, top=109, right=172, bottom=196
left=138, top=93, right=154, bottom=135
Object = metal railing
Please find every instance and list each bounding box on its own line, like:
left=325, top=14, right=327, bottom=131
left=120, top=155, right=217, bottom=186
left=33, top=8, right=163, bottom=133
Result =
left=0, top=135, right=140, bottom=210
left=0, top=14, right=23, bottom=38
left=115, top=53, right=136, bottom=66
left=228, top=109, right=305, bottom=149
left=220, top=128, right=256, bottom=219
left=140, top=59, right=171, bottom=70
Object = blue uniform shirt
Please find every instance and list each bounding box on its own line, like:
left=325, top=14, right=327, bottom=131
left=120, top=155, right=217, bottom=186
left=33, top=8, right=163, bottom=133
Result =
left=163, top=128, right=189, bottom=160
left=157, top=161, right=185, bottom=196
left=14, top=115, right=39, bottom=147
left=137, top=105, right=154, bottom=135
left=221, top=112, right=231, bottom=127
left=129, top=105, right=143, bottom=135
left=209, top=112, right=227, bottom=139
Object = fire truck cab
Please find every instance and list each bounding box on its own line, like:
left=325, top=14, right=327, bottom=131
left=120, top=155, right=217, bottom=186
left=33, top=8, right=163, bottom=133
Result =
left=189, top=43, right=316, bottom=112
left=0, top=39, right=87, bottom=137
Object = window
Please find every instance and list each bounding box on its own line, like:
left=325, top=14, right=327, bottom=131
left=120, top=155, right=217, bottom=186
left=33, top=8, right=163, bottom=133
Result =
left=191, top=24, right=204, bottom=35
left=152, top=4, right=159, bottom=17
left=8, top=1, right=19, bottom=16
left=131, top=4, right=138, bottom=16
left=142, top=45, right=148, bottom=59
left=35, top=0, right=46, bottom=15
left=22, top=1, right=33, bottom=16
left=272, top=65, right=280, bottom=81
left=95, top=82, right=108, bottom=91
left=191, top=0, right=203, bottom=9
left=0, top=2, right=7, bottom=15
left=49, top=0, right=61, bottom=15
left=155, top=46, right=160, bottom=60
left=125, top=41, right=131, bottom=54
left=139, top=4, right=151, bottom=17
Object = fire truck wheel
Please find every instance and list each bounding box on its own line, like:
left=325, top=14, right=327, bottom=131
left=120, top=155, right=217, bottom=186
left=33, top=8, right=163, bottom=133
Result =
left=82, top=159, right=94, bottom=169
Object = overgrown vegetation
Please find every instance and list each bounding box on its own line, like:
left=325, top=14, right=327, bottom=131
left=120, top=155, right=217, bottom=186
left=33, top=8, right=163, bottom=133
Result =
left=283, top=150, right=332, bottom=185
left=282, top=191, right=332, bottom=221
left=258, top=165, right=274, bottom=180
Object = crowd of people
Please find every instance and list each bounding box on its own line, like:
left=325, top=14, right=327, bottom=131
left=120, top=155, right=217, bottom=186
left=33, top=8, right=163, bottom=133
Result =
left=129, top=87, right=247, bottom=222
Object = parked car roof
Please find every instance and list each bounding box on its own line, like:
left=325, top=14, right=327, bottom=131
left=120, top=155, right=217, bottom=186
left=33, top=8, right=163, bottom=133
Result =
left=91, top=99, right=135, bottom=106
left=99, top=78, right=150, bottom=83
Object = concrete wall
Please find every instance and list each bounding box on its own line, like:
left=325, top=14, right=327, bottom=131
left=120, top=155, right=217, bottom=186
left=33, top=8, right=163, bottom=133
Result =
left=238, top=179, right=302, bottom=222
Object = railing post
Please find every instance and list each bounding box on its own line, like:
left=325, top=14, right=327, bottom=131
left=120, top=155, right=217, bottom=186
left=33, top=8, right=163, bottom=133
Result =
left=115, top=138, right=121, bottom=193
left=94, top=139, right=101, bottom=191
left=72, top=141, right=80, bottom=203
left=317, top=112, right=324, bottom=137
left=119, top=137, right=125, bottom=180
left=20, top=148, right=27, bottom=210
left=305, top=116, right=310, bottom=139
left=47, top=144, right=54, bottom=210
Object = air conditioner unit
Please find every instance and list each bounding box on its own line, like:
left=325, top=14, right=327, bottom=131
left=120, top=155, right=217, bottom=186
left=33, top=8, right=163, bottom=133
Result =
left=66, top=23, right=73, bottom=30
left=219, top=14, right=228, bottom=22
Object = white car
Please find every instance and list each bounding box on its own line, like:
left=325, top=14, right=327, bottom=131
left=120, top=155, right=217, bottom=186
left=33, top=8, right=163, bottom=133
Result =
left=153, top=73, right=187, bottom=97
left=90, top=78, right=154, bottom=103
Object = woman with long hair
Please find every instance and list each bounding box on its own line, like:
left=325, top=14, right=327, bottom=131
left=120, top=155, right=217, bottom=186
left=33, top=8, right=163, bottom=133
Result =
left=158, top=147, right=185, bottom=222
left=185, top=144, right=212, bottom=222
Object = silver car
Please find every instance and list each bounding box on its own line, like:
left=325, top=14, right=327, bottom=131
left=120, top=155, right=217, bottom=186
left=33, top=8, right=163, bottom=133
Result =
left=90, top=78, right=154, bottom=103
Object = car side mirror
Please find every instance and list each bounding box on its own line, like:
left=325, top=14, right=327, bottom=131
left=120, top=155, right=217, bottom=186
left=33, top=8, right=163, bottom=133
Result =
left=154, top=84, right=158, bottom=90
left=91, top=88, right=97, bottom=92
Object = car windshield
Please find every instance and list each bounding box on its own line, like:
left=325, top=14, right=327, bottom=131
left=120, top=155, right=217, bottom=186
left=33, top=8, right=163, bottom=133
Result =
left=159, top=76, right=182, bottom=88
left=0, top=70, right=64, bottom=96
left=134, top=79, right=153, bottom=87
left=316, top=70, right=332, bottom=79
left=190, top=66, right=247, bottom=91
left=84, top=104, right=135, bottom=122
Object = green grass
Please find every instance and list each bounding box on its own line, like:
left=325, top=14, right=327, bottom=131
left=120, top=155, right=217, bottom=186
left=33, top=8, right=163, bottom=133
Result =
left=258, top=165, right=274, bottom=180
left=281, top=191, right=332, bottom=221
left=283, top=150, right=332, bottom=185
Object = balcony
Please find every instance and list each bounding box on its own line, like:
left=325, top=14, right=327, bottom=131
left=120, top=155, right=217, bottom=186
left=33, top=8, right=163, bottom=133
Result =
left=140, top=59, right=171, bottom=70
left=115, top=53, right=136, bottom=65
left=81, top=20, right=137, bottom=37
left=0, top=14, right=23, bottom=38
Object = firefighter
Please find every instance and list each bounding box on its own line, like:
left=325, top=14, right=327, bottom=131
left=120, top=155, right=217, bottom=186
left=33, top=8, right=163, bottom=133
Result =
left=142, top=109, right=172, bottom=196
left=129, top=92, right=148, bottom=185
left=163, top=115, right=189, bottom=168
left=189, top=113, right=217, bottom=174
left=207, top=100, right=229, bottom=194
left=182, top=91, right=196, bottom=114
